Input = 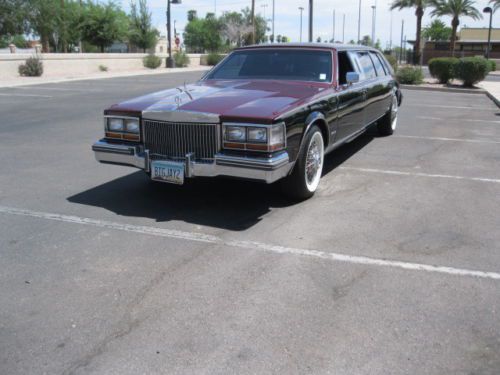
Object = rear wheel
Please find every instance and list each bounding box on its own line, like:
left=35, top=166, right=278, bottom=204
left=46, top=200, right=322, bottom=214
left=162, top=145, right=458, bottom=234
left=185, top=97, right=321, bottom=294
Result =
left=281, top=125, right=324, bottom=200
left=377, top=94, right=399, bottom=136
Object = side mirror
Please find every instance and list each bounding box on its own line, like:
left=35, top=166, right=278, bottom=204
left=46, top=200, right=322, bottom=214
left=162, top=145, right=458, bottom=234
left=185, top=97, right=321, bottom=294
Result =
left=346, top=72, right=360, bottom=85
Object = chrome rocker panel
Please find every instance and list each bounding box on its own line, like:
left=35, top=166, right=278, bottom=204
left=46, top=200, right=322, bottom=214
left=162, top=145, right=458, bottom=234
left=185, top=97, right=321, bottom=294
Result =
left=92, top=139, right=293, bottom=184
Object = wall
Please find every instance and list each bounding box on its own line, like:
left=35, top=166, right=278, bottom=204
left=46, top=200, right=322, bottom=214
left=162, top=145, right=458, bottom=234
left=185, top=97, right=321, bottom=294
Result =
left=0, top=53, right=203, bottom=80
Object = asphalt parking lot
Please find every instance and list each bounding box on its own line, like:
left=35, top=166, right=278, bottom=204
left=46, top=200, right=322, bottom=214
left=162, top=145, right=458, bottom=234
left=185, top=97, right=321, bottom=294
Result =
left=1, top=72, right=500, bottom=375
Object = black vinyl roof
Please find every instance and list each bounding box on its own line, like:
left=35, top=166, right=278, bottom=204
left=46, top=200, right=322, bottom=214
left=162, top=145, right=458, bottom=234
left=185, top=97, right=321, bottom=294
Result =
left=236, top=43, right=377, bottom=52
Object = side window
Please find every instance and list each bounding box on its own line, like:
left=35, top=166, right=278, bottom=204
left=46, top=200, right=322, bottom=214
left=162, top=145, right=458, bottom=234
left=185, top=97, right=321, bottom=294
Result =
left=357, top=52, right=377, bottom=80
left=337, top=51, right=355, bottom=85
left=378, top=53, right=394, bottom=75
left=370, top=52, right=386, bottom=76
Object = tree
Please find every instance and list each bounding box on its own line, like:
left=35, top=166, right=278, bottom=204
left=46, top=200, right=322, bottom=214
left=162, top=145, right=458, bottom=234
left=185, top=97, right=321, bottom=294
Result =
left=281, top=36, right=289, bottom=43
left=316, top=36, right=322, bottom=43
left=203, top=13, right=223, bottom=52
left=422, top=19, right=452, bottom=40
left=430, top=0, right=481, bottom=55
left=27, top=0, right=59, bottom=52
left=391, top=0, right=428, bottom=64
left=187, top=10, right=197, bottom=21
left=220, top=11, right=251, bottom=47
left=0, top=0, right=29, bottom=37
left=360, top=35, right=372, bottom=46
left=490, top=0, right=500, bottom=11
left=129, top=0, right=158, bottom=52
left=81, top=1, right=129, bottom=52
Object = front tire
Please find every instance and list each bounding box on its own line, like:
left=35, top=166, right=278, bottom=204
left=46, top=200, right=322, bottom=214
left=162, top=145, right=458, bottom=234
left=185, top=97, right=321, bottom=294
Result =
left=281, top=125, right=324, bottom=200
left=377, top=94, right=399, bottom=136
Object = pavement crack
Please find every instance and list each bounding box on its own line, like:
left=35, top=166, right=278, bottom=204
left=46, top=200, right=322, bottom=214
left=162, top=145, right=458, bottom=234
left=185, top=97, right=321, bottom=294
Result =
left=60, top=248, right=207, bottom=375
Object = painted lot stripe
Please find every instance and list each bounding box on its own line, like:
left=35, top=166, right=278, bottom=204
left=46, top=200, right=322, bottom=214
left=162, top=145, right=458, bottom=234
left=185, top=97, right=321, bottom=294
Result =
left=1, top=205, right=499, bottom=281
left=0, top=92, right=52, bottom=98
left=340, top=166, right=500, bottom=184
left=394, top=134, right=500, bottom=144
left=408, top=104, right=495, bottom=110
left=416, top=116, right=500, bottom=125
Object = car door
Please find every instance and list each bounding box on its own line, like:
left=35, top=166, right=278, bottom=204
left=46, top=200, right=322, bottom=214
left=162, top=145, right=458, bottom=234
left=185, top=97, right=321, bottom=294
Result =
left=368, top=51, right=394, bottom=121
left=334, top=50, right=367, bottom=142
left=354, top=51, right=381, bottom=126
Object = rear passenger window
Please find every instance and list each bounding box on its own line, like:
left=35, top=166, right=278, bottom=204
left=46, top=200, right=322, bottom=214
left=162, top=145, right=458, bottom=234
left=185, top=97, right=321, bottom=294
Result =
left=357, top=52, right=376, bottom=80
left=370, top=52, right=386, bottom=76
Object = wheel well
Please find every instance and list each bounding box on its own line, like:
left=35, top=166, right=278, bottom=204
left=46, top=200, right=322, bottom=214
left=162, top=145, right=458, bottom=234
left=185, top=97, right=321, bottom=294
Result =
left=309, top=119, right=329, bottom=147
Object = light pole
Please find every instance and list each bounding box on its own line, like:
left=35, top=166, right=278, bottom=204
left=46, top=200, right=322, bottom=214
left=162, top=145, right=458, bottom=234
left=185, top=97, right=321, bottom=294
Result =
left=389, top=9, right=393, bottom=50
left=272, top=0, right=275, bottom=43
left=371, top=4, right=376, bottom=47
left=309, top=0, right=313, bottom=42
left=483, top=7, right=493, bottom=59
left=261, top=3, right=268, bottom=40
left=342, top=14, right=346, bottom=43
left=357, top=0, right=362, bottom=44
left=332, top=10, right=336, bottom=42
left=299, top=7, right=304, bottom=42
left=166, top=0, right=181, bottom=68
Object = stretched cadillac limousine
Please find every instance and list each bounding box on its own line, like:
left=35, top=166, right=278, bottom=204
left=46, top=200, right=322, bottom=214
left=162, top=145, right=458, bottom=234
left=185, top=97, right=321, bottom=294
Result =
left=93, top=44, right=402, bottom=199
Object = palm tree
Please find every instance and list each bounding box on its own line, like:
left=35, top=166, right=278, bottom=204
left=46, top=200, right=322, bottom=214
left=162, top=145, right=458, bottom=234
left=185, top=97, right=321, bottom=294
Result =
left=430, top=0, right=482, bottom=56
left=391, top=0, right=428, bottom=65
left=490, top=0, right=500, bottom=12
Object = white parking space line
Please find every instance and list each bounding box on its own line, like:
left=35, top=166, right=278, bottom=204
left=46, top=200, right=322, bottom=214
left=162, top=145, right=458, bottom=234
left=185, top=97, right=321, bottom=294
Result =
left=394, top=134, right=500, bottom=144
left=1, top=205, right=500, bottom=281
left=340, top=167, right=500, bottom=184
left=415, top=116, right=500, bottom=124
left=408, top=104, right=495, bottom=111
left=0, top=93, right=52, bottom=98
left=14, top=86, right=102, bottom=92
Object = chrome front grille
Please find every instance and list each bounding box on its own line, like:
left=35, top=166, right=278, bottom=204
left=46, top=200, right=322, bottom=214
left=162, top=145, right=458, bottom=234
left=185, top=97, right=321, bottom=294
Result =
left=143, top=120, right=220, bottom=161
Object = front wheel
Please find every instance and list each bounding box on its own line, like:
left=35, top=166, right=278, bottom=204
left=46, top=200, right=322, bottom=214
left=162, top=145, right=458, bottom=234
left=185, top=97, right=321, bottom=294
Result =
left=281, top=125, right=324, bottom=200
left=377, top=94, right=399, bottom=136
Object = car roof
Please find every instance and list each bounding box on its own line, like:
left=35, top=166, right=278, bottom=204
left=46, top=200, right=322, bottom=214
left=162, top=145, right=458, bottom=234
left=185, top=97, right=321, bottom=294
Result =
left=235, top=43, right=378, bottom=52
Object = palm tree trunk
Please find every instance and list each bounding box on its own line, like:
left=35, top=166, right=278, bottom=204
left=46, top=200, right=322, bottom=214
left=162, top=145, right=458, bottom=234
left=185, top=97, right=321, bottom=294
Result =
left=450, top=17, right=459, bottom=57
left=414, top=6, right=424, bottom=65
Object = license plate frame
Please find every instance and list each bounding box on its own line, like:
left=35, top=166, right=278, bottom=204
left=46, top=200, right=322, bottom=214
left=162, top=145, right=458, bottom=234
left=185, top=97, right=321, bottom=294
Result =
left=151, top=160, right=185, bottom=185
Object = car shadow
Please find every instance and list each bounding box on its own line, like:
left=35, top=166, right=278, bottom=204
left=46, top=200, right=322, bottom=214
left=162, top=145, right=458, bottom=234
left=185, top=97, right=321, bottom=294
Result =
left=68, top=128, right=376, bottom=231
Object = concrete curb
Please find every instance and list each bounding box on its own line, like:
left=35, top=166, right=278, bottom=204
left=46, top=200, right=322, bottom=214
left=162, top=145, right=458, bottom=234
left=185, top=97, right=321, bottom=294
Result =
left=485, top=90, right=500, bottom=108
left=400, top=84, right=486, bottom=95
left=0, top=66, right=211, bottom=88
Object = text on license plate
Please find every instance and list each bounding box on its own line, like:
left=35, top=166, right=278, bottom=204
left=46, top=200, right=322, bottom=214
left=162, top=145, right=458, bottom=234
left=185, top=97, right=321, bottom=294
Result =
left=151, top=161, right=184, bottom=185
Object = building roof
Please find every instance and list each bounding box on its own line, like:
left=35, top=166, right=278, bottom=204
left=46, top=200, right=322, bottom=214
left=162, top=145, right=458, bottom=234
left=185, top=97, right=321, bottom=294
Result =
left=458, top=28, right=500, bottom=42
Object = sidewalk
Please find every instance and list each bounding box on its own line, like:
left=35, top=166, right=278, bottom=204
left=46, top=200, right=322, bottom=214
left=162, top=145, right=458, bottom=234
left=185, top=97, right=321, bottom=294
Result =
left=0, top=66, right=211, bottom=88
left=478, top=80, right=500, bottom=107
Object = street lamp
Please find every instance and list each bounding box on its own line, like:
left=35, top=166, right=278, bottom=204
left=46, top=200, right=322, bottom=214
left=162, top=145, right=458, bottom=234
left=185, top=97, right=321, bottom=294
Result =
left=299, top=7, right=304, bottom=42
left=371, top=4, right=376, bottom=47
left=357, top=0, right=362, bottom=44
left=166, top=0, right=182, bottom=68
left=308, top=0, right=313, bottom=42
left=483, top=7, right=493, bottom=60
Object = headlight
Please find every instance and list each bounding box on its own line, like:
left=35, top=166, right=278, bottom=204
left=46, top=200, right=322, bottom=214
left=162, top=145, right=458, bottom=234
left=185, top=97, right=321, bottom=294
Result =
left=222, top=122, right=286, bottom=152
left=108, top=118, right=124, bottom=132
left=125, top=119, right=140, bottom=134
left=247, top=127, right=267, bottom=143
left=225, top=126, right=246, bottom=142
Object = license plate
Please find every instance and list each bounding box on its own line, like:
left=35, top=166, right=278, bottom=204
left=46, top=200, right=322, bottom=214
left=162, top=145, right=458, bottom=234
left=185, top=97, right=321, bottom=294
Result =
left=151, top=161, right=184, bottom=185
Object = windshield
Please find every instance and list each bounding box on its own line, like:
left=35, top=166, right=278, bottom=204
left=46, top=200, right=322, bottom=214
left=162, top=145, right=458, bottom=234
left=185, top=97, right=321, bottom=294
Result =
left=206, top=49, right=333, bottom=83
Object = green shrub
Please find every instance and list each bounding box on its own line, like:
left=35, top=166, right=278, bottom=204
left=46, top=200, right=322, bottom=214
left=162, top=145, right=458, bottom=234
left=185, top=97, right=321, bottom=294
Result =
left=173, top=51, right=190, bottom=67
left=18, top=57, right=43, bottom=77
left=98, top=64, right=108, bottom=72
left=487, top=59, right=497, bottom=72
left=384, top=54, right=398, bottom=73
left=396, top=66, right=423, bottom=85
left=206, top=53, right=224, bottom=66
left=428, top=57, right=459, bottom=84
left=143, top=54, right=162, bottom=69
left=455, top=57, right=489, bottom=87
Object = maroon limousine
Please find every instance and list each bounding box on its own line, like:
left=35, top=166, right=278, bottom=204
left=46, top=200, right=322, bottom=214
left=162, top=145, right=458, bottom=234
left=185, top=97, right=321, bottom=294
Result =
left=92, top=44, right=401, bottom=199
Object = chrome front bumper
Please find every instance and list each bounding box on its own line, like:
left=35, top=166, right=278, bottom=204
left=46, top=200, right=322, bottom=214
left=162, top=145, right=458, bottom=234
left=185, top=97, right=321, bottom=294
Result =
left=92, top=140, right=293, bottom=184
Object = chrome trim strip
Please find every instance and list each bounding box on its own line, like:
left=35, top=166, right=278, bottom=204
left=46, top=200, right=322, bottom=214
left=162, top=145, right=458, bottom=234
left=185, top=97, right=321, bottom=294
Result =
left=142, top=110, right=220, bottom=124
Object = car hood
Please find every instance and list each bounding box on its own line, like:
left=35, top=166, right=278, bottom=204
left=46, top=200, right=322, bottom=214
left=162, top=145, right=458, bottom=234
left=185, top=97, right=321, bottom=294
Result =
left=106, top=80, right=330, bottom=122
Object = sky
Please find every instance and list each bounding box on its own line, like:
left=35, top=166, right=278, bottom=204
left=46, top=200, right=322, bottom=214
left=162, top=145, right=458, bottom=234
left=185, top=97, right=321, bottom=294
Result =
left=117, top=0, right=498, bottom=48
